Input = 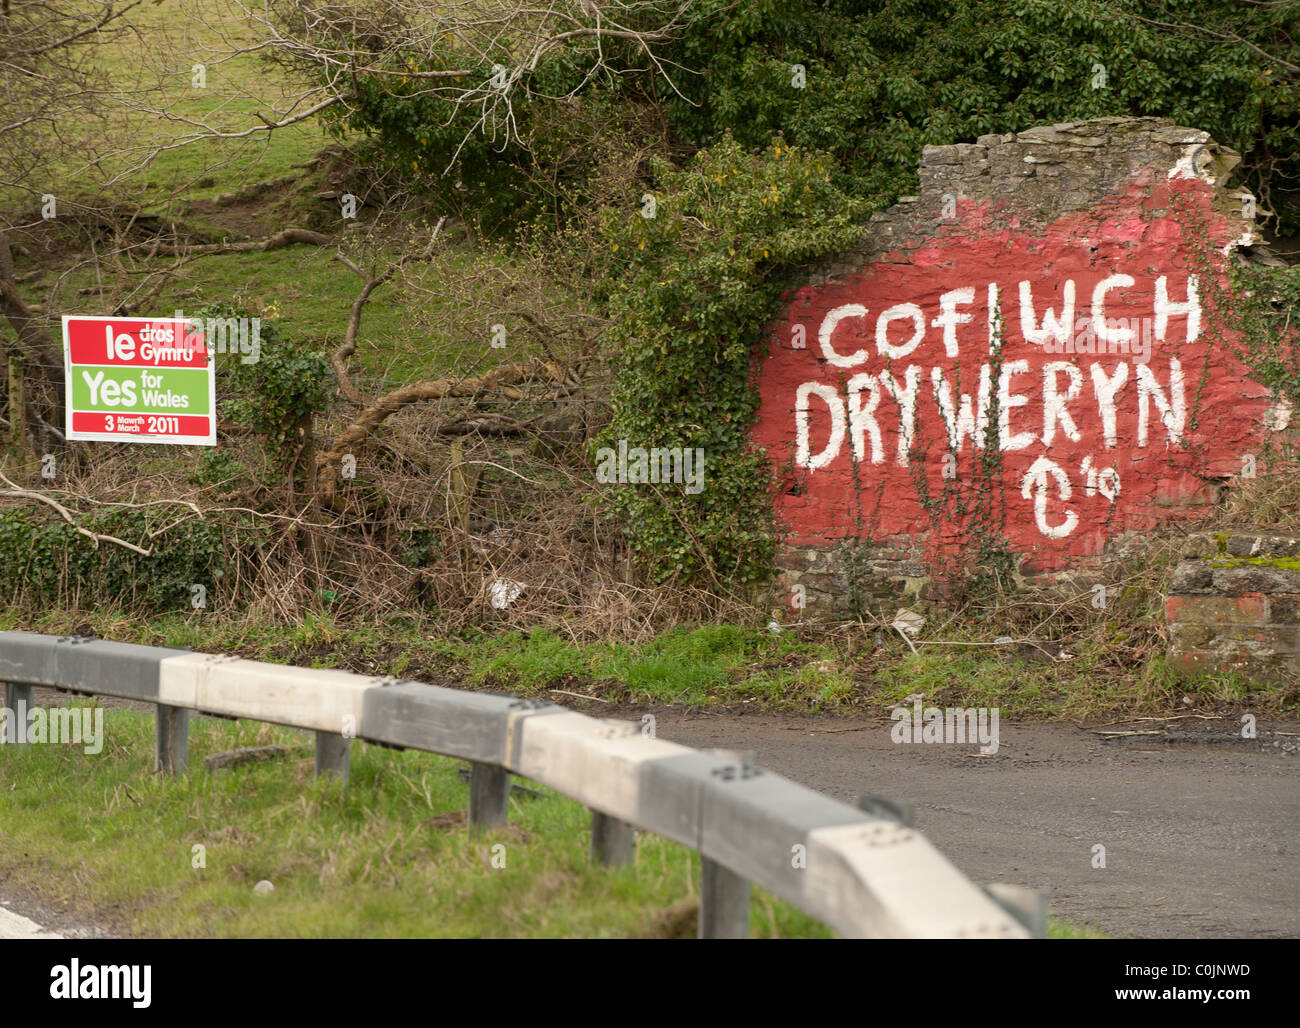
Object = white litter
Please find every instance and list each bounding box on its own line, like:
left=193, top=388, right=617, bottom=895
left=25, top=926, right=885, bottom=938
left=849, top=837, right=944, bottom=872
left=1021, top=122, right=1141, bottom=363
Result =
left=891, top=608, right=926, bottom=635
left=489, top=579, right=525, bottom=610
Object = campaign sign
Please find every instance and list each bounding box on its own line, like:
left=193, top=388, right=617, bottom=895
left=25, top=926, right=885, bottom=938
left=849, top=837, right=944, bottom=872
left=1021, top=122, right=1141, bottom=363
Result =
left=62, top=316, right=215, bottom=446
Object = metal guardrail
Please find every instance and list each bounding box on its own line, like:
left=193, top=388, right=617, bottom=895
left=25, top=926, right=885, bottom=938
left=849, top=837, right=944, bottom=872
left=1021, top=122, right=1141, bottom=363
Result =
left=0, top=631, right=1043, bottom=938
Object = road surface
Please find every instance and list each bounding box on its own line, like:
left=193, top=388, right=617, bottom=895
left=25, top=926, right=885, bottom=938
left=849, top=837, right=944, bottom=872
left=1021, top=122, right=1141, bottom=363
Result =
left=646, top=708, right=1299, bottom=939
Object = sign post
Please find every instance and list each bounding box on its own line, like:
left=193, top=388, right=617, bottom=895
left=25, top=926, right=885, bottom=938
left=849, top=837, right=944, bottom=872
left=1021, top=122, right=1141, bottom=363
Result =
left=62, top=316, right=215, bottom=446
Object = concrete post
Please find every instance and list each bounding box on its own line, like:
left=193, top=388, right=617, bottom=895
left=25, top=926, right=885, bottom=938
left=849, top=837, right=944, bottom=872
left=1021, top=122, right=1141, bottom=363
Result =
left=155, top=703, right=190, bottom=773
left=469, top=761, right=509, bottom=830
left=699, top=857, right=750, bottom=939
left=698, top=747, right=755, bottom=938
left=314, top=730, right=351, bottom=784
left=590, top=810, right=636, bottom=866
left=2, top=683, right=34, bottom=746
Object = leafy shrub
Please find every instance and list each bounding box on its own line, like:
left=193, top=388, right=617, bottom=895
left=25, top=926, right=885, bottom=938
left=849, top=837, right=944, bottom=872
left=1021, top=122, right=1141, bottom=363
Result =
left=659, top=0, right=1300, bottom=231
left=0, top=507, right=257, bottom=612
left=596, top=136, right=869, bottom=584
left=214, top=304, right=335, bottom=463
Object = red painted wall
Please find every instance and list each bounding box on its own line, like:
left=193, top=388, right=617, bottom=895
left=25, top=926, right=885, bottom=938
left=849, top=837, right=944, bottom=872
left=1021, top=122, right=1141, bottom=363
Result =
left=752, top=177, right=1277, bottom=572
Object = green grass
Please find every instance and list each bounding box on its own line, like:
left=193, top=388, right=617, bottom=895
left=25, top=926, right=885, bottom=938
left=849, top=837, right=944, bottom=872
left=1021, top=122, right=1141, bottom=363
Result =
left=1048, top=916, right=1109, bottom=939
left=0, top=705, right=832, bottom=938
left=63, top=0, right=324, bottom=207
left=2, top=604, right=1291, bottom=719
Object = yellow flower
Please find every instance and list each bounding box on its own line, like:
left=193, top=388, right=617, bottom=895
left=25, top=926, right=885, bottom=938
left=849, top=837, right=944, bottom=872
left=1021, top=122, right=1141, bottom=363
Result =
left=612, top=244, right=618, bottom=251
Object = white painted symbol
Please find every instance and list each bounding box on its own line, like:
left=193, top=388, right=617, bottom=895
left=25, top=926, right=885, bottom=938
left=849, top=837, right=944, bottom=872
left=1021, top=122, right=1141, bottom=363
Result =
left=1020, top=456, right=1077, bottom=539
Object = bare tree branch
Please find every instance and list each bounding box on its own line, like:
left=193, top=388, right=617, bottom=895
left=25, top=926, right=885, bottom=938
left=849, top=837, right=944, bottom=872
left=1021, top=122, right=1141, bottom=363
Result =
left=0, top=471, right=153, bottom=555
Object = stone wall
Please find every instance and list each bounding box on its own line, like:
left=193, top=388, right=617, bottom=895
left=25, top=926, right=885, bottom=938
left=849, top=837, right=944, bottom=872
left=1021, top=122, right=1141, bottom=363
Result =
left=753, top=117, right=1288, bottom=618
left=1167, top=532, right=1300, bottom=682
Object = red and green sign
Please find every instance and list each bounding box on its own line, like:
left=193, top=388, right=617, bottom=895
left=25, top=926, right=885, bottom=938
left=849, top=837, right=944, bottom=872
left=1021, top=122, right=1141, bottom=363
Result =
left=62, top=316, right=215, bottom=446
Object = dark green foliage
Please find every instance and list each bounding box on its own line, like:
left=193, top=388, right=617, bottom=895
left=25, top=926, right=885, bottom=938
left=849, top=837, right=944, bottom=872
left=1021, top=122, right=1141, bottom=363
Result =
left=596, top=137, right=869, bottom=584
left=661, top=0, right=1300, bottom=231
left=214, top=305, right=335, bottom=461
left=0, top=507, right=260, bottom=612
left=331, top=40, right=642, bottom=232
left=1226, top=263, right=1300, bottom=413
left=330, top=1, right=1300, bottom=231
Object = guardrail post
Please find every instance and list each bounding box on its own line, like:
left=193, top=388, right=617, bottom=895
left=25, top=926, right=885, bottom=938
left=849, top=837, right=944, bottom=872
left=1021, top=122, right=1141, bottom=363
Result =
left=155, top=704, right=190, bottom=773
left=2, top=683, right=34, bottom=746
left=314, top=730, right=351, bottom=785
left=698, top=747, right=754, bottom=938
left=590, top=810, right=635, bottom=866
left=699, top=858, right=750, bottom=939
left=469, top=761, right=509, bottom=830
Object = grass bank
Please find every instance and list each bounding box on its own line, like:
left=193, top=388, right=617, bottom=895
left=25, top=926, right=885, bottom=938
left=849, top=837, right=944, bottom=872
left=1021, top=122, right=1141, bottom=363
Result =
left=1, top=606, right=1291, bottom=721
left=0, top=705, right=830, bottom=938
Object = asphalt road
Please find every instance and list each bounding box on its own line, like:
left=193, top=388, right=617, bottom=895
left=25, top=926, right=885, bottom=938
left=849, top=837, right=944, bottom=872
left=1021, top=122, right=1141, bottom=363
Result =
left=648, top=708, right=1300, bottom=939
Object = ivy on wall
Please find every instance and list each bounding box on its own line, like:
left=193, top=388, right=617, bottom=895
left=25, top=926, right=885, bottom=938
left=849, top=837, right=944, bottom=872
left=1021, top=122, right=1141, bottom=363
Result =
left=596, top=137, right=869, bottom=585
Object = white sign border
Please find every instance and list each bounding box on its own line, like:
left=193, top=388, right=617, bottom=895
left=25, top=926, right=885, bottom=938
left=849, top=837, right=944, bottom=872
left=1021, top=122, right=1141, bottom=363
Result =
left=62, top=315, right=217, bottom=447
